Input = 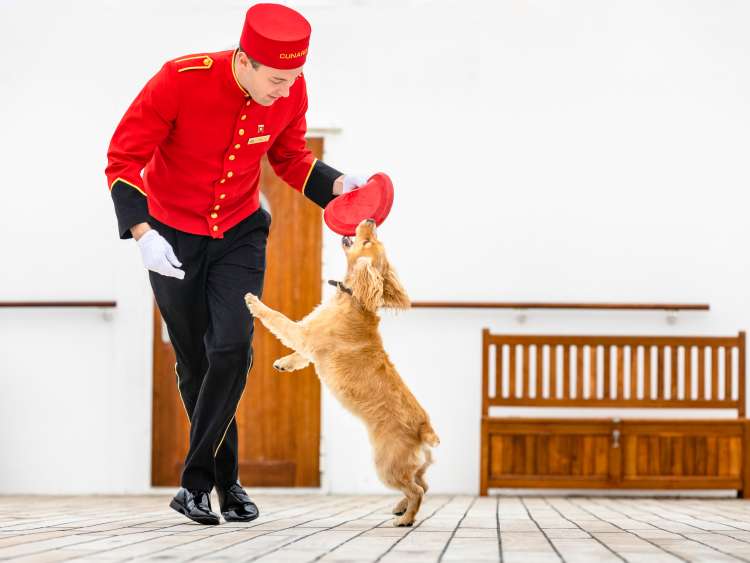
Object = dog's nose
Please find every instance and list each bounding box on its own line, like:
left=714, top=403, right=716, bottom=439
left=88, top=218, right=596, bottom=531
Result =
left=365, top=218, right=376, bottom=225
left=342, top=236, right=352, bottom=248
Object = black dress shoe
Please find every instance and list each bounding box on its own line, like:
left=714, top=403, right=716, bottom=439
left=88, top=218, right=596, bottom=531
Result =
left=169, top=487, right=220, bottom=525
left=216, top=481, right=259, bottom=522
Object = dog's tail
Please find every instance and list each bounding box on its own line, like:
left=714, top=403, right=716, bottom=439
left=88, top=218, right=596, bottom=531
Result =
left=419, top=421, right=440, bottom=447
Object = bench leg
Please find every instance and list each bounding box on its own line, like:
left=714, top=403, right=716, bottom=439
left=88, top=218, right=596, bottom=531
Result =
left=480, top=419, right=489, bottom=496
left=742, top=421, right=750, bottom=500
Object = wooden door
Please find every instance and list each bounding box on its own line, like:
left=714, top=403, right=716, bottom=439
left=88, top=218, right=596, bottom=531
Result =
left=152, top=138, right=325, bottom=487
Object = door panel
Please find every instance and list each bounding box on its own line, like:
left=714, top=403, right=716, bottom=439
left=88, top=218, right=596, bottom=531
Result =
left=485, top=419, right=620, bottom=488
left=621, top=420, right=744, bottom=489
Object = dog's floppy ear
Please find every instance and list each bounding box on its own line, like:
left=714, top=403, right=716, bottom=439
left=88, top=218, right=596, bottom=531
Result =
left=349, top=256, right=383, bottom=312
left=382, top=264, right=410, bottom=310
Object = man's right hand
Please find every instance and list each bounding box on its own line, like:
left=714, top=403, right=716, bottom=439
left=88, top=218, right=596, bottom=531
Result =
left=135, top=228, right=185, bottom=280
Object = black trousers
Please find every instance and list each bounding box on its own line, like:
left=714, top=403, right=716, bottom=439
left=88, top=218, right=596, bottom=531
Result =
left=148, top=208, right=270, bottom=491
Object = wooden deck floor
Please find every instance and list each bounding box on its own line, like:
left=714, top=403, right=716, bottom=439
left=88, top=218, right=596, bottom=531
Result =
left=2, top=494, right=750, bottom=562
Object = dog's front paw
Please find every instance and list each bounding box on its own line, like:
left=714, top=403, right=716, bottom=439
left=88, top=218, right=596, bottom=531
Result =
left=273, top=353, right=309, bottom=373
left=244, top=292, right=263, bottom=317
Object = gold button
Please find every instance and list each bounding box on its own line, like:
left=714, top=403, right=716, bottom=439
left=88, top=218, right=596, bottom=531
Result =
left=211, top=212, right=218, bottom=219
left=214, top=205, right=220, bottom=211
left=229, top=155, right=236, bottom=161
left=203, top=57, right=211, bottom=66
left=234, top=144, right=240, bottom=149
left=219, top=193, right=226, bottom=199
left=220, top=179, right=226, bottom=184
left=212, top=225, right=219, bottom=232
left=227, top=171, right=234, bottom=178
left=238, top=129, right=245, bottom=136
left=241, top=115, right=247, bottom=120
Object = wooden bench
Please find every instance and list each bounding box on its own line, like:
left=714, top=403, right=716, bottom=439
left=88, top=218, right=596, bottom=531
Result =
left=480, top=330, right=749, bottom=496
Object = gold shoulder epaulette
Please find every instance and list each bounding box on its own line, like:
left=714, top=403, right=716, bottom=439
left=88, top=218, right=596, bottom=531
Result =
left=174, top=54, right=213, bottom=73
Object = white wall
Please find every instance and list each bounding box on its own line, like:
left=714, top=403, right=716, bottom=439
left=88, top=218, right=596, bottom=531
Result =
left=1, top=0, right=748, bottom=494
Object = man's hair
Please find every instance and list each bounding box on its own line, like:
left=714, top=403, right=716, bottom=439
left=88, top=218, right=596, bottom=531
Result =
left=238, top=47, right=261, bottom=70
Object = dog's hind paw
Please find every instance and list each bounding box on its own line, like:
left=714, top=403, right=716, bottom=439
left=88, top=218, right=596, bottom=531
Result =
left=272, top=360, right=288, bottom=372
left=392, top=516, right=415, bottom=527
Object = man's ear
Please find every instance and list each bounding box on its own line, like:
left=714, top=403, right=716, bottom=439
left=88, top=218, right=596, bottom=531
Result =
left=382, top=264, right=410, bottom=310
left=349, top=256, right=383, bottom=312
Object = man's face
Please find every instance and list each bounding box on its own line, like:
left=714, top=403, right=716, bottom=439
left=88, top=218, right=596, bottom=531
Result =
left=234, top=51, right=303, bottom=106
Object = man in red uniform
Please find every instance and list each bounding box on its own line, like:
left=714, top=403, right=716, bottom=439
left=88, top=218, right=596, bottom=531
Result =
left=106, top=3, right=365, bottom=525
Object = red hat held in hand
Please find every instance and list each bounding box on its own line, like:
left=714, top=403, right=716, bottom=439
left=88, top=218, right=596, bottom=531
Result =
left=240, top=3, right=311, bottom=69
left=324, top=174, right=395, bottom=236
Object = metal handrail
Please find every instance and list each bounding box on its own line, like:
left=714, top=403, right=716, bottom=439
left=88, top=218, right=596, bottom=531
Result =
left=409, top=302, right=709, bottom=311
left=0, top=301, right=117, bottom=308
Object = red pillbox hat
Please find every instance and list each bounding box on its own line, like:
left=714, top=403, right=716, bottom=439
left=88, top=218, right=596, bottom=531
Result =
left=324, top=174, right=395, bottom=236
left=240, top=3, right=311, bottom=69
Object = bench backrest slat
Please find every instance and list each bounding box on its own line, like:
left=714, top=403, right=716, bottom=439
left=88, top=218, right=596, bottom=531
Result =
left=482, top=331, right=746, bottom=416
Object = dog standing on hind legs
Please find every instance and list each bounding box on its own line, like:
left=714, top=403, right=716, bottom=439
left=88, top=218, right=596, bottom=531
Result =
left=245, top=218, right=439, bottom=526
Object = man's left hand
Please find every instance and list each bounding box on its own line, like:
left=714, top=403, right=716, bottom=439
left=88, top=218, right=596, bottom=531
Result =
left=334, top=174, right=370, bottom=195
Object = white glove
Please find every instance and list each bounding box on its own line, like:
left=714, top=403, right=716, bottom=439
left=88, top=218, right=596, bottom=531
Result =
left=136, top=229, right=185, bottom=280
left=342, top=174, right=370, bottom=194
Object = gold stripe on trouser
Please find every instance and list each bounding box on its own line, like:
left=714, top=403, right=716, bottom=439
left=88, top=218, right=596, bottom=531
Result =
left=214, top=414, right=236, bottom=458
left=175, top=363, right=191, bottom=422
left=214, top=356, right=253, bottom=457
